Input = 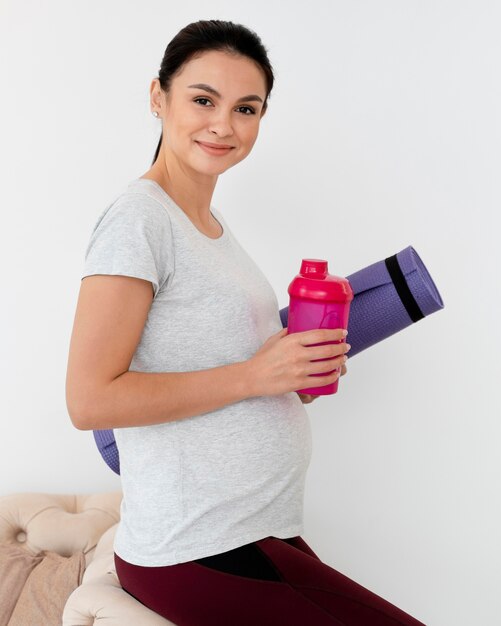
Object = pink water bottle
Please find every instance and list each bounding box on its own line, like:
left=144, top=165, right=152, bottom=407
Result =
left=287, top=259, right=354, bottom=395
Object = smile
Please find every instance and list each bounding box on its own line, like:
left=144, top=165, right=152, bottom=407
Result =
left=196, top=141, right=235, bottom=156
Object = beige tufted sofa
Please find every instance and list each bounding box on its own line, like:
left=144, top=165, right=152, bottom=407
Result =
left=0, top=491, right=174, bottom=625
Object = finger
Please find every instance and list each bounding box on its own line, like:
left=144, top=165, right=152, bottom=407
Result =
left=305, top=354, right=346, bottom=376
left=298, top=328, right=347, bottom=346
left=340, top=364, right=347, bottom=376
left=303, top=341, right=351, bottom=363
left=297, top=393, right=313, bottom=404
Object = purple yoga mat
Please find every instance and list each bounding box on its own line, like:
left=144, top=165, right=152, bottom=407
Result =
left=93, top=245, right=444, bottom=475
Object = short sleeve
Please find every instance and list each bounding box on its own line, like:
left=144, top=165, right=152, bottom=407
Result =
left=81, top=194, right=174, bottom=298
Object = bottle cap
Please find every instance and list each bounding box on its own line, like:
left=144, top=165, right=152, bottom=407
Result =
left=288, top=259, right=354, bottom=303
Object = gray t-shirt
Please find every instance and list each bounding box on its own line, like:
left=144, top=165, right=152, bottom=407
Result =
left=81, top=177, right=312, bottom=566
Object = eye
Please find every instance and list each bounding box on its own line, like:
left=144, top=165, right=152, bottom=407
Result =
left=194, top=97, right=212, bottom=107
left=236, top=106, right=256, bottom=115
left=193, top=98, right=256, bottom=115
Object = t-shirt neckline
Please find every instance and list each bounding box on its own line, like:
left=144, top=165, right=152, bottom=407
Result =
left=131, top=178, right=229, bottom=244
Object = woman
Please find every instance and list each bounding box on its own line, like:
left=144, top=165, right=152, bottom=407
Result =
left=66, top=19, right=426, bottom=626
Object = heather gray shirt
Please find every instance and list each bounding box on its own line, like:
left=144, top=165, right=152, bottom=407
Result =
left=81, top=177, right=312, bottom=566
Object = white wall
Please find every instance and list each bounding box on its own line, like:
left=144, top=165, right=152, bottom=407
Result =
left=1, top=1, right=499, bottom=625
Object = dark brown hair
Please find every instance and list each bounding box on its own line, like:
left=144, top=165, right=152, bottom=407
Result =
left=151, top=19, right=275, bottom=165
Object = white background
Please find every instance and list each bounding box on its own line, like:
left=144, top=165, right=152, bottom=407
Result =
left=1, top=1, right=499, bottom=625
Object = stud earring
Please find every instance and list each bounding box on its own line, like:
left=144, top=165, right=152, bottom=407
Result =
left=152, top=111, right=159, bottom=117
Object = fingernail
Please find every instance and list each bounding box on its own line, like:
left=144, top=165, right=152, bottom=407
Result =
left=342, top=330, right=348, bottom=336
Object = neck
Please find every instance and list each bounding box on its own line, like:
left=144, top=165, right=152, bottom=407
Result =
left=144, top=151, right=218, bottom=229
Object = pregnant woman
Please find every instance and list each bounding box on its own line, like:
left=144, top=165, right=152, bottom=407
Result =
left=66, top=19, right=426, bottom=626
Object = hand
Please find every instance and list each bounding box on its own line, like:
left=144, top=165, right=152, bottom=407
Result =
left=247, top=327, right=350, bottom=398
left=296, top=362, right=348, bottom=403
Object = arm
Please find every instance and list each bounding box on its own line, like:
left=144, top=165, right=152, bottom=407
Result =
left=66, top=274, right=254, bottom=431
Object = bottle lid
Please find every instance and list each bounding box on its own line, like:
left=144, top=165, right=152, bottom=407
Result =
left=288, top=259, right=354, bottom=302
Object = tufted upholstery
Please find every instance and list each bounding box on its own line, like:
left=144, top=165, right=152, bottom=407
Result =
left=0, top=492, right=174, bottom=626
left=0, top=492, right=122, bottom=569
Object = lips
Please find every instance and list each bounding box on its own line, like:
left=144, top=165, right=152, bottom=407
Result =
left=196, top=141, right=235, bottom=157
left=196, top=141, right=235, bottom=149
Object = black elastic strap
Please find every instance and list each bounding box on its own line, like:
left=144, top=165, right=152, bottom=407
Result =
left=384, top=254, right=424, bottom=323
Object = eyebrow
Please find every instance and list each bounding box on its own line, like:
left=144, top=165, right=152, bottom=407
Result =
left=187, top=83, right=263, bottom=104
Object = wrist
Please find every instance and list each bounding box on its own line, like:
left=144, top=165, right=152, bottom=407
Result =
left=238, top=358, right=259, bottom=399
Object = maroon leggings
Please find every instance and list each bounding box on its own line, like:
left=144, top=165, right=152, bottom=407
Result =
left=114, top=535, right=426, bottom=626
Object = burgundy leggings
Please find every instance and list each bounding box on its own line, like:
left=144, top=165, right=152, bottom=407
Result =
left=114, top=535, right=426, bottom=626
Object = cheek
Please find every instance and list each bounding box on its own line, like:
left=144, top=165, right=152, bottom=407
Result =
left=173, top=108, right=204, bottom=136
left=241, top=123, right=260, bottom=149
left=237, top=115, right=259, bottom=137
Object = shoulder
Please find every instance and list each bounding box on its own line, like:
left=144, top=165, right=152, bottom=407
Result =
left=112, top=189, right=170, bottom=221
left=93, top=189, right=173, bottom=235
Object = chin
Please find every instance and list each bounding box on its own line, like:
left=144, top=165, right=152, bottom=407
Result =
left=191, top=157, right=237, bottom=176
left=189, top=144, right=248, bottom=174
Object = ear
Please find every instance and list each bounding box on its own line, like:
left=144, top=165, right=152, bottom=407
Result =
left=150, top=78, right=164, bottom=114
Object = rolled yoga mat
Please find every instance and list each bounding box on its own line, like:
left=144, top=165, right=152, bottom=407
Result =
left=93, top=244, right=444, bottom=475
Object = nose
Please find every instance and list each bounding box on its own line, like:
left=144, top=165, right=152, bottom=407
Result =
left=208, top=109, right=234, bottom=139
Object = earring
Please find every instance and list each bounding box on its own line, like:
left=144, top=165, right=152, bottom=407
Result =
left=152, top=111, right=159, bottom=117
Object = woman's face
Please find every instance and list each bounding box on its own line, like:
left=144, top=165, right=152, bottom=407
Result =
left=153, top=49, right=268, bottom=177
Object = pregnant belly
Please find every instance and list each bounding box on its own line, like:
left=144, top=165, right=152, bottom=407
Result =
left=181, top=394, right=312, bottom=495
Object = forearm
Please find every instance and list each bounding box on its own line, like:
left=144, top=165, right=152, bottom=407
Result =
left=78, top=360, right=254, bottom=430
